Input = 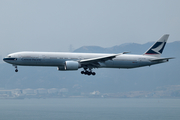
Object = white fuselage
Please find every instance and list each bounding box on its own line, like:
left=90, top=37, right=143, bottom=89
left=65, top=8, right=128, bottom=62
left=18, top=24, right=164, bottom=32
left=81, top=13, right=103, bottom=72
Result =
left=3, top=51, right=165, bottom=69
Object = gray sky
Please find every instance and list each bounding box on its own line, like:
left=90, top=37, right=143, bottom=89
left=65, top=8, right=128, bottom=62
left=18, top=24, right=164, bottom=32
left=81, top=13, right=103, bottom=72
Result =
left=0, top=0, right=180, bottom=56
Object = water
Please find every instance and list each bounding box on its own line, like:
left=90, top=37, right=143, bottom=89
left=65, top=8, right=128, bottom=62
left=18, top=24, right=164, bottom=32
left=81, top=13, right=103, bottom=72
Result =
left=0, top=98, right=180, bottom=120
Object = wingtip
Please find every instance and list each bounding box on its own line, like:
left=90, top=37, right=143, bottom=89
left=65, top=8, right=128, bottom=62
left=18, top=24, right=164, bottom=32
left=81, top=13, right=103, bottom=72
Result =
left=164, top=34, right=170, bottom=36
left=122, top=52, right=130, bottom=54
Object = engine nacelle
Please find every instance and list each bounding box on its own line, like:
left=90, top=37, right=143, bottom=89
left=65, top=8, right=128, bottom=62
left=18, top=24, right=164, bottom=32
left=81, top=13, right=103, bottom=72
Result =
left=57, top=61, right=81, bottom=71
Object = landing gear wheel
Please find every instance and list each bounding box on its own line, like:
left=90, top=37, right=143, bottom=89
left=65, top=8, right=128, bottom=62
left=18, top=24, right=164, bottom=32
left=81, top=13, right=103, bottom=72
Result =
left=84, top=71, right=88, bottom=75
left=92, top=72, right=96, bottom=76
left=81, top=71, right=84, bottom=74
left=88, top=72, right=91, bottom=76
left=15, top=69, right=18, bottom=72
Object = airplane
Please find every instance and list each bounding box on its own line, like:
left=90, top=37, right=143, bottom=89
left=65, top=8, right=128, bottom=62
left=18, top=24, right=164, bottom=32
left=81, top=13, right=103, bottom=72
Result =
left=3, top=34, right=174, bottom=76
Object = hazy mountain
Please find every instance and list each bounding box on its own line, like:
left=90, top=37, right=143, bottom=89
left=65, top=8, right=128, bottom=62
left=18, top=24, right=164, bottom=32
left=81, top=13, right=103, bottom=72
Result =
left=0, top=41, right=179, bottom=93
left=74, top=42, right=153, bottom=54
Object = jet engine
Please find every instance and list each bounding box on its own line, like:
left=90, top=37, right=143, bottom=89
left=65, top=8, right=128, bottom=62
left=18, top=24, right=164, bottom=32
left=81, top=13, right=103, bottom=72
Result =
left=57, top=61, right=81, bottom=71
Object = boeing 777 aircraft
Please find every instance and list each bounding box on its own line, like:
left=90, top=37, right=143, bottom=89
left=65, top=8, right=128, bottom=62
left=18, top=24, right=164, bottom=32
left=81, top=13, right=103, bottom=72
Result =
left=3, top=34, right=174, bottom=76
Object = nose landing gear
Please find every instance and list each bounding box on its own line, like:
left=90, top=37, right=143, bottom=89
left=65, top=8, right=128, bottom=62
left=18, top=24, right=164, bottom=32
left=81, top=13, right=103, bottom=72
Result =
left=14, top=65, right=18, bottom=72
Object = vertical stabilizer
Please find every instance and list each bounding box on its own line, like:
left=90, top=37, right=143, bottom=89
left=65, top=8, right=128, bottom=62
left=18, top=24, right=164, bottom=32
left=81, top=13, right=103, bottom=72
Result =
left=144, top=34, right=169, bottom=57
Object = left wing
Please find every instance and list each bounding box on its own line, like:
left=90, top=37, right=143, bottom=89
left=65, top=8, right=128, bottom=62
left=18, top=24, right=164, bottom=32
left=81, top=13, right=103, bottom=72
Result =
left=79, top=52, right=129, bottom=65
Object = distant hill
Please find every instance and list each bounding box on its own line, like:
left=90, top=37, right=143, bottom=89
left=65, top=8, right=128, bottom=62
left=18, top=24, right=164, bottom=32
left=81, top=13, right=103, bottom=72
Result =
left=0, top=41, right=179, bottom=93
left=74, top=41, right=180, bottom=56
left=74, top=42, right=153, bottom=54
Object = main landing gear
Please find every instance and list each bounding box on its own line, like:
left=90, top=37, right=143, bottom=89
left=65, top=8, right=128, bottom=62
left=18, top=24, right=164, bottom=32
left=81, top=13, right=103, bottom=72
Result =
left=81, top=68, right=96, bottom=76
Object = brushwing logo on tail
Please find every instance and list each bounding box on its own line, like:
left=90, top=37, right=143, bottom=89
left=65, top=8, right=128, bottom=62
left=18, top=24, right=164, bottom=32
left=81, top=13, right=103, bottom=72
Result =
left=144, top=34, right=169, bottom=55
left=145, top=41, right=166, bottom=54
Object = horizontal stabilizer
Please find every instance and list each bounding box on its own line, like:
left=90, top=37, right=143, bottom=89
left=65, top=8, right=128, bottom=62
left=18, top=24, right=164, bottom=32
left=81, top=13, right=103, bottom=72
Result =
left=150, top=57, right=174, bottom=62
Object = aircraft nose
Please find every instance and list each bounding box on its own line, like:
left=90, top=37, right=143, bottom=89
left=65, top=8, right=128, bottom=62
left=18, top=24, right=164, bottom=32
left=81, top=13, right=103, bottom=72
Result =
left=3, top=57, right=17, bottom=62
left=3, top=57, right=7, bottom=62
